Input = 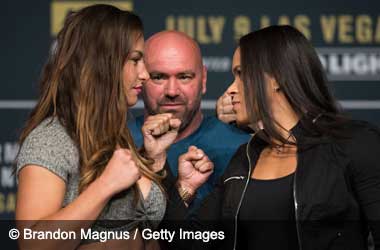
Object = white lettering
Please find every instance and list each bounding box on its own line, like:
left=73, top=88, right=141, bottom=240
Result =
left=317, top=50, right=380, bottom=81
left=203, top=57, right=231, bottom=72
left=80, top=228, right=130, bottom=242
left=1, top=167, right=14, bottom=188
left=23, top=228, right=76, bottom=240
left=142, top=228, right=175, bottom=243
left=179, top=228, right=225, bottom=242
left=23, top=228, right=32, bottom=239
left=4, top=143, right=19, bottom=164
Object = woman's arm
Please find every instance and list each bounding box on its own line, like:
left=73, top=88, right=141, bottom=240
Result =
left=160, top=147, right=227, bottom=250
left=161, top=169, right=226, bottom=250
left=16, top=148, right=141, bottom=250
left=348, top=123, right=380, bottom=249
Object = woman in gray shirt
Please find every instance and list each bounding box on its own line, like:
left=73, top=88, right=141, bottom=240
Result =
left=15, top=4, right=180, bottom=250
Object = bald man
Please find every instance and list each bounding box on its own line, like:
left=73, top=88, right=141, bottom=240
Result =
left=128, top=31, right=250, bottom=209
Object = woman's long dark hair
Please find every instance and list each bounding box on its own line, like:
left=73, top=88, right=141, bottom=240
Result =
left=17, top=4, right=163, bottom=199
left=239, top=25, right=347, bottom=145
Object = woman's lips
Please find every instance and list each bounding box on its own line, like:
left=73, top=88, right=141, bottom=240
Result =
left=232, top=101, right=241, bottom=113
left=232, top=101, right=240, bottom=107
left=133, top=86, right=142, bottom=94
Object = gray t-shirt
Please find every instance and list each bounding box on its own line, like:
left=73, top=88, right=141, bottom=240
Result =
left=16, top=118, right=166, bottom=236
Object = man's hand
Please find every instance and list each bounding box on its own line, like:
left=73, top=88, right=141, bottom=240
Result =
left=177, top=146, right=214, bottom=196
left=216, top=91, right=237, bottom=124
left=142, top=113, right=181, bottom=171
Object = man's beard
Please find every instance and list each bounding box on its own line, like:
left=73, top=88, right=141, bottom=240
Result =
left=172, top=104, right=200, bottom=133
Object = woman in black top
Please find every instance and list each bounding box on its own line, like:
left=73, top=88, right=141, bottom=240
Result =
left=163, top=25, right=380, bottom=250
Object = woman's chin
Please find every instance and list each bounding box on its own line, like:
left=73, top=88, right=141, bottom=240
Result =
left=127, top=99, right=138, bottom=108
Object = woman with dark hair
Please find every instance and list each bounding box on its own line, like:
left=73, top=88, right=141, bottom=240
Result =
left=166, top=25, right=380, bottom=250
left=15, top=4, right=179, bottom=250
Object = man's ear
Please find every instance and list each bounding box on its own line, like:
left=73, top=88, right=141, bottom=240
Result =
left=202, top=65, right=207, bottom=94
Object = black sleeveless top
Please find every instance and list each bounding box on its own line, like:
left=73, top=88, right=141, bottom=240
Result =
left=237, top=173, right=299, bottom=250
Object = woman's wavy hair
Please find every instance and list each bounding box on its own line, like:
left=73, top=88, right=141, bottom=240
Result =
left=18, top=4, right=163, bottom=198
left=239, top=25, right=347, bottom=145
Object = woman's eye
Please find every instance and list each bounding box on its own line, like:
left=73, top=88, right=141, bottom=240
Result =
left=131, top=58, right=140, bottom=65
